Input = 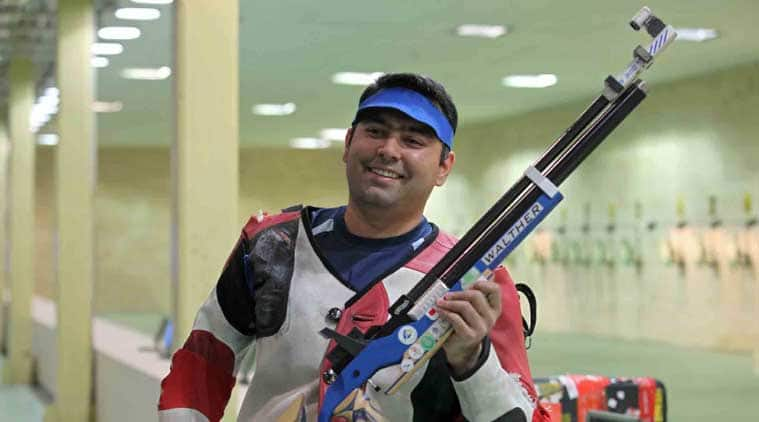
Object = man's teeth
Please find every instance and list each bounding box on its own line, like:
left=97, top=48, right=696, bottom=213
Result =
left=371, top=168, right=401, bottom=179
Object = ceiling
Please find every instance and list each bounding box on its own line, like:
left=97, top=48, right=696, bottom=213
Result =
left=3, top=0, right=759, bottom=148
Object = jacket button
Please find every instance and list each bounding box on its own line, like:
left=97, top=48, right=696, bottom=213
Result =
left=326, top=307, right=342, bottom=322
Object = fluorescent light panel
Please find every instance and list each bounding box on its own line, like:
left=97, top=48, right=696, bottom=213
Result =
left=252, top=103, right=296, bottom=116
left=92, top=42, right=124, bottom=55
left=130, top=0, right=173, bottom=4
left=121, top=66, right=171, bottom=80
left=30, top=100, right=56, bottom=132
left=92, top=101, right=124, bottom=113
left=456, top=24, right=507, bottom=39
left=331, top=72, right=384, bottom=86
left=289, top=137, right=331, bottom=149
left=116, top=8, right=161, bottom=20
left=673, top=28, right=718, bottom=42
left=91, top=56, right=110, bottom=68
left=98, top=26, right=141, bottom=40
left=502, top=74, right=557, bottom=88
left=320, top=128, right=348, bottom=142
left=37, top=134, right=59, bottom=146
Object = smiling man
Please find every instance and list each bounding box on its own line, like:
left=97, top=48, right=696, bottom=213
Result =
left=158, top=73, right=549, bottom=422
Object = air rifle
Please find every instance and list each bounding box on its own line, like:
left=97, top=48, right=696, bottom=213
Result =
left=319, top=7, right=677, bottom=421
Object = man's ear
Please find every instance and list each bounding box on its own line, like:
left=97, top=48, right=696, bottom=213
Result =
left=435, top=150, right=456, bottom=186
left=342, top=127, right=354, bottom=163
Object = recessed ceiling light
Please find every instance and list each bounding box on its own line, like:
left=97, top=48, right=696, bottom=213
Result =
left=92, top=101, right=124, bottom=113
left=320, top=128, right=348, bottom=142
left=92, top=42, right=124, bottom=55
left=331, top=72, right=384, bottom=86
left=33, top=100, right=57, bottom=117
left=91, top=56, right=110, bottom=68
left=98, top=26, right=141, bottom=40
left=115, top=8, right=161, bottom=21
left=502, top=74, right=557, bottom=88
left=130, top=0, right=173, bottom=4
left=673, top=28, right=718, bottom=42
left=289, top=137, right=331, bottom=149
left=30, top=102, right=55, bottom=131
left=39, top=93, right=59, bottom=108
left=252, top=103, right=296, bottom=116
left=121, top=66, right=171, bottom=80
left=456, top=24, right=507, bottom=39
left=37, top=134, right=59, bottom=146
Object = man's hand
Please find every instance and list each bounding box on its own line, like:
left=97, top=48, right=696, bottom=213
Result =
left=435, top=279, right=502, bottom=377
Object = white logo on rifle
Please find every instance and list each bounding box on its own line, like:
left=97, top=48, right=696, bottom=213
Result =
left=398, top=326, right=418, bottom=345
left=481, top=202, right=544, bottom=266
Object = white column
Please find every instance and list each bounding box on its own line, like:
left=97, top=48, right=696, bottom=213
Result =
left=172, top=0, right=239, bottom=346
left=4, top=57, right=35, bottom=384
left=0, top=119, right=9, bottom=350
left=51, top=0, right=96, bottom=420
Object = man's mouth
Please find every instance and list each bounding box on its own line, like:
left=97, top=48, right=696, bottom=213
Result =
left=368, top=166, right=403, bottom=179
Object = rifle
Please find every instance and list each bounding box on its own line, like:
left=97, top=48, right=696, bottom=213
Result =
left=319, top=7, right=677, bottom=421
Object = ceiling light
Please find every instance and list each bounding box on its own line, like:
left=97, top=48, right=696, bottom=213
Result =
left=32, top=102, right=57, bottom=118
left=37, top=134, right=59, bottom=146
left=121, top=66, right=171, bottom=80
left=331, top=72, right=384, bottom=86
left=320, top=128, right=348, bottom=142
left=115, top=8, right=161, bottom=21
left=39, top=94, right=59, bottom=109
left=456, top=24, right=507, bottom=39
left=92, top=101, right=124, bottom=113
left=673, top=28, right=718, bottom=42
left=502, top=74, right=557, bottom=88
left=92, top=42, right=124, bottom=55
left=130, top=0, right=173, bottom=4
left=30, top=104, right=55, bottom=132
left=252, top=102, right=296, bottom=116
left=289, top=137, right=331, bottom=149
left=98, top=26, right=141, bottom=40
left=91, top=56, right=110, bottom=68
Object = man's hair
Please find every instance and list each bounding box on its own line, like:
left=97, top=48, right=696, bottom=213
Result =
left=356, top=73, right=458, bottom=163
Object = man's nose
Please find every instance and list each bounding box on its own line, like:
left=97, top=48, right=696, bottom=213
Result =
left=377, top=134, right=402, bottom=161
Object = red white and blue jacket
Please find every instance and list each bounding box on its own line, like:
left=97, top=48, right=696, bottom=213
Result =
left=158, top=208, right=550, bottom=421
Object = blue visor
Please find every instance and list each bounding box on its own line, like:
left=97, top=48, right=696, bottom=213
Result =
left=353, top=87, right=454, bottom=149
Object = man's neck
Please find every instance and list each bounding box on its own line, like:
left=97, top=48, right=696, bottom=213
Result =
left=343, top=203, right=424, bottom=239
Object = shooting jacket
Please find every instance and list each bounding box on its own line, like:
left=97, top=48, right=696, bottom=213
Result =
left=158, top=207, right=547, bottom=422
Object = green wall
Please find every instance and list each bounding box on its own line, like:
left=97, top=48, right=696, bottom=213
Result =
left=428, top=61, right=759, bottom=233
left=424, top=61, right=759, bottom=353
left=34, top=147, right=348, bottom=314
left=32, top=61, right=759, bottom=352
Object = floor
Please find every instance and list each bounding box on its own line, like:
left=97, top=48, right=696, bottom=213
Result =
left=1, top=327, right=758, bottom=421
left=0, top=357, right=45, bottom=422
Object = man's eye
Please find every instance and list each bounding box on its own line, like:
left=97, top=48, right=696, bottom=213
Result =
left=405, top=138, right=424, bottom=147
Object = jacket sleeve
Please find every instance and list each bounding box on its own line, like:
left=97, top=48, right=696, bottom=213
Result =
left=157, top=233, right=257, bottom=422
left=451, top=266, right=551, bottom=422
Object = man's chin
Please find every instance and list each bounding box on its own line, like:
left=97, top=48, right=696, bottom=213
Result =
left=354, top=190, right=400, bottom=209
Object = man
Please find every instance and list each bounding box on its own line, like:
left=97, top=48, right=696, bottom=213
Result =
left=159, top=73, right=549, bottom=421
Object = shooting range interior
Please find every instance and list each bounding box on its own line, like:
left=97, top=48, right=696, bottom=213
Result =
left=1, top=1, right=758, bottom=421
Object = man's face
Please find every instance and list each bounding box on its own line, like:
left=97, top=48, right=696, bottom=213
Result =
left=343, top=108, right=455, bottom=213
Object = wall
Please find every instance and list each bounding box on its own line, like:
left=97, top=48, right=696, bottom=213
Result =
left=34, top=147, right=347, bottom=315
left=32, top=61, right=759, bottom=352
left=424, top=61, right=759, bottom=352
